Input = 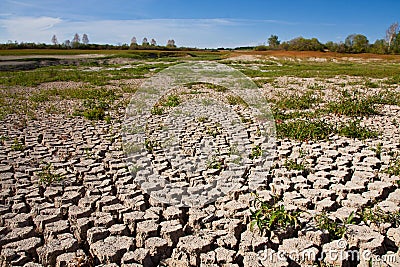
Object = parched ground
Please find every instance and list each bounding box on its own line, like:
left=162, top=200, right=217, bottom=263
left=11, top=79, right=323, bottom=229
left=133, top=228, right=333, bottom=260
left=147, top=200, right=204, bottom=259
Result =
left=1, top=51, right=400, bottom=267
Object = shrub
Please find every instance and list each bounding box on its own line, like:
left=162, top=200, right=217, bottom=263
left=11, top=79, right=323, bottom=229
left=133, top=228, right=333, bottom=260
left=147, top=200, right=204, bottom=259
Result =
left=276, top=119, right=334, bottom=141
left=327, top=89, right=378, bottom=116
left=250, top=193, right=300, bottom=235
left=338, top=120, right=378, bottom=139
left=37, top=163, right=63, bottom=186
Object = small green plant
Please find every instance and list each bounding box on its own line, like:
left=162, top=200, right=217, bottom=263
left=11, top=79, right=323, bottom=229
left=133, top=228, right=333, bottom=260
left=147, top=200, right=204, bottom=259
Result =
left=196, top=116, right=208, bottom=123
left=207, top=156, right=225, bottom=171
left=144, top=139, right=160, bottom=153
left=364, top=80, right=379, bottom=88
left=284, top=158, right=306, bottom=171
left=358, top=206, right=400, bottom=227
left=0, top=135, right=10, bottom=145
left=384, top=156, right=400, bottom=176
left=338, top=120, right=378, bottom=140
left=249, top=145, right=262, bottom=160
left=371, top=142, right=383, bottom=159
left=163, top=95, right=180, bottom=107
left=315, top=212, right=355, bottom=240
left=250, top=193, right=300, bottom=235
left=37, top=163, right=63, bottom=186
left=206, top=124, right=222, bottom=138
left=151, top=106, right=164, bottom=115
left=185, top=82, right=228, bottom=92
left=327, top=89, right=378, bottom=117
left=11, top=138, right=25, bottom=151
left=276, top=119, right=334, bottom=141
left=226, top=95, right=248, bottom=108
left=271, top=90, right=321, bottom=110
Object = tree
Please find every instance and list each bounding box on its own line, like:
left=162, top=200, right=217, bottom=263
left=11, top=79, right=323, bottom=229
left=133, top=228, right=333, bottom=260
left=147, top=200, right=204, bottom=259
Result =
left=82, top=34, right=89, bottom=45
left=64, top=40, right=71, bottom=47
left=51, top=34, right=58, bottom=45
left=268, top=35, right=280, bottom=48
left=345, top=34, right=369, bottom=53
left=386, top=22, right=399, bottom=48
left=167, top=39, right=176, bottom=47
left=371, top=39, right=388, bottom=54
left=72, top=33, right=80, bottom=44
left=391, top=32, right=400, bottom=54
left=131, top=36, right=137, bottom=45
left=150, top=38, right=157, bottom=46
left=142, top=37, right=149, bottom=46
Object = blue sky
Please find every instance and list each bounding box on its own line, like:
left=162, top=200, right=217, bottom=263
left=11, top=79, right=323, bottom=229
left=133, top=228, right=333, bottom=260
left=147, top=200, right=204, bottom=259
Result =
left=0, top=0, right=399, bottom=48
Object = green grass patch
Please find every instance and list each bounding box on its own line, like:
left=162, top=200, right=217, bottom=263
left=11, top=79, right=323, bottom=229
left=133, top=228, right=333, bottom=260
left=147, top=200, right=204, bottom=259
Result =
left=338, top=120, right=378, bottom=139
left=226, top=95, right=248, bottom=108
left=315, top=212, right=355, bottom=240
left=250, top=193, right=300, bottom=235
left=276, top=119, right=334, bottom=141
left=37, top=163, right=63, bottom=186
left=10, top=138, right=25, bottom=151
left=270, top=90, right=321, bottom=110
left=327, top=89, right=378, bottom=117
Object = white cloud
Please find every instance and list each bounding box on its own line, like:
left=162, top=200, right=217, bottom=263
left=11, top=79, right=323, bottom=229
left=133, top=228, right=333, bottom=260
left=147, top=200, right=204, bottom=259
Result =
left=0, top=16, right=62, bottom=42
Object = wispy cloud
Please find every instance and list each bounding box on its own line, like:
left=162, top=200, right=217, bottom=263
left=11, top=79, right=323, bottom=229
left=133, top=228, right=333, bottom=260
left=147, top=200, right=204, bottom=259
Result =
left=0, top=16, right=62, bottom=42
left=0, top=16, right=341, bottom=47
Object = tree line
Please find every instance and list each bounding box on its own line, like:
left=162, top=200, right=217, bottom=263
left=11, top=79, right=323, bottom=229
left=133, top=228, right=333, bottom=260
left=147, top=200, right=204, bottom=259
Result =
left=256, top=22, right=400, bottom=54
left=0, top=34, right=177, bottom=50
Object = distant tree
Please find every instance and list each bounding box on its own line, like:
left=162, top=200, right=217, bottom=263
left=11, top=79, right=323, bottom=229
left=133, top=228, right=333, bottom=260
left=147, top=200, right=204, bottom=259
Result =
left=131, top=36, right=137, bottom=45
left=386, top=22, right=399, bottom=48
left=150, top=38, right=157, bottom=46
left=268, top=35, right=280, bottom=48
left=72, top=33, right=80, bottom=44
left=285, top=36, right=324, bottom=51
left=142, top=37, right=149, bottom=46
left=51, top=34, right=58, bottom=45
left=167, top=39, right=176, bottom=47
left=64, top=40, right=71, bottom=47
left=391, top=32, right=400, bottom=54
left=82, top=34, right=89, bottom=45
left=345, top=34, right=369, bottom=53
left=371, top=39, right=388, bottom=54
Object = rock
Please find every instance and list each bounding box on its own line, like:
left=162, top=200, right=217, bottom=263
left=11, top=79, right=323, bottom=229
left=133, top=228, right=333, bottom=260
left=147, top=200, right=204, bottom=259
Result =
left=71, top=217, right=91, bottom=243
left=144, top=237, right=168, bottom=263
left=321, top=240, right=349, bottom=267
left=121, top=248, right=152, bottom=266
left=37, top=233, right=78, bottom=266
left=342, top=193, right=370, bottom=209
left=215, top=247, right=236, bottom=264
left=0, top=226, right=35, bottom=247
left=109, top=224, right=129, bottom=236
left=3, top=236, right=42, bottom=255
left=173, top=234, right=214, bottom=266
left=90, top=236, right=135, bottom=265
left=386, top=228, right=400, bottom=247
left=55, top=249, right=87, bottom=267
left=298, top=228, right=329, bottom=247
left=123, top=211, right=145, bottom=233
left=87, top=227, right=110, bottom=245
left=4, top=213, right=32, bottom=228
left=239, top=230, right=269, bottom=252
left=163, top=206, right=183, bottom=222
left=346, top=225, right=386, bottom=255
left=136, top=220, right=159, bottom=248
left=160, top=220, right=184, bottom=247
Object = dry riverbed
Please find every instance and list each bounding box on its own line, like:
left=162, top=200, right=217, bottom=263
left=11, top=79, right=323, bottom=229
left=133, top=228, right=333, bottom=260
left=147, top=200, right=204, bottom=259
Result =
left=1, top=53, right=400, bottom=267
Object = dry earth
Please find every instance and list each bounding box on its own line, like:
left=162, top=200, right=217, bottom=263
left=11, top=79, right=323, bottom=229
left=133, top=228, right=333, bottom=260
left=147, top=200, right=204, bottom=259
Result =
left=0, top=53, right=400, bottom=267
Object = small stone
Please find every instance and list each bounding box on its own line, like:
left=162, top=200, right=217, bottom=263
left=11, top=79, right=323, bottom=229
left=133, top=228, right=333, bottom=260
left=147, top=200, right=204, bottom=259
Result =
left=136, top=220, right=159, bottom=248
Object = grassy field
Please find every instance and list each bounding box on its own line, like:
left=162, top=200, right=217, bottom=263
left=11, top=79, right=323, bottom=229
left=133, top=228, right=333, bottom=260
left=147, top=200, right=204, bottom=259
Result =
left=1, top=49, right=400, bottom=140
